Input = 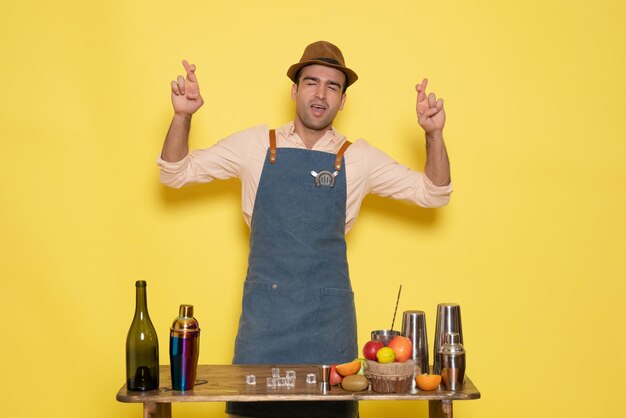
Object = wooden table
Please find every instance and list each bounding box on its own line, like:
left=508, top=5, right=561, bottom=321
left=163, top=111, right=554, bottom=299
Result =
left=116, top=365, right=480, bottom=418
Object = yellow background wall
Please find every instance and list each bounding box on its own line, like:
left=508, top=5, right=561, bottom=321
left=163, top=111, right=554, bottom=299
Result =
left=1, top=1, right=625, bottom=417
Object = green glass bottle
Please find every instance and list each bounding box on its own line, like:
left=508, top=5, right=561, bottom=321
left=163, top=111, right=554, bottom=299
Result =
left=125, top=280, right=159, bottom=390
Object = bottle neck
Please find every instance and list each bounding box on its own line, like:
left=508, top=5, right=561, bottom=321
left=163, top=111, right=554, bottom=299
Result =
left=135, top=285, right=149, bottom=319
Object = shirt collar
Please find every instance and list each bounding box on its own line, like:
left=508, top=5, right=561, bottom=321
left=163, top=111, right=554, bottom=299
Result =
left=280, top=122, right=344, bottom=150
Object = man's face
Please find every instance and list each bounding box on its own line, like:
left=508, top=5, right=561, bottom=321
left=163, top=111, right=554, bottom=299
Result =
left=291, top=64, right=347, bottom=133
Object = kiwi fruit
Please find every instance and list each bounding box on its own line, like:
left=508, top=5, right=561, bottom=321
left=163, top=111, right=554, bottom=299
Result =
left=341, top=374, right=369, bottom=391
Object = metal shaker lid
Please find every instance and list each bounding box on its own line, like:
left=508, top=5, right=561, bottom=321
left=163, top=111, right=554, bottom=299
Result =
left=171, top=304, right=200, bottom=335
left=440, top=332, right=465, bottom=354
left=180, top=304, right=194, bottom=318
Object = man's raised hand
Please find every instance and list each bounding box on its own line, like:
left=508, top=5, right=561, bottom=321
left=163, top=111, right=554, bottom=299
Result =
left=416, top=79, right=445, bottom=135
left=171, top=60, right=204, bottom=116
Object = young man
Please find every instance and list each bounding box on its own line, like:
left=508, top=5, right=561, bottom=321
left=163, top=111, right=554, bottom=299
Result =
left=159, top=41, right=451, bottom=418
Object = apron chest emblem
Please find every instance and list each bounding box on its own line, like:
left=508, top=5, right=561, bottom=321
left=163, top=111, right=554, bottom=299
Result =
left=310, top=170, right=338, bottom=188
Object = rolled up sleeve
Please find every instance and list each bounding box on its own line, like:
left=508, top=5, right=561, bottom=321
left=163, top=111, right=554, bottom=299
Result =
left=157, top=126, right=260, bottom=189
left=364, top=142, right=452, bottom=208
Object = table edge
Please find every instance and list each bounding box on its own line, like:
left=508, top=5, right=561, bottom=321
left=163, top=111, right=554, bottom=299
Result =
left=116, top=364, right=481, bottom=404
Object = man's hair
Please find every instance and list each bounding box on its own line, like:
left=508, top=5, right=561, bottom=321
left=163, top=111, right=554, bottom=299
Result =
left=294, top=65, right=349, bottom=93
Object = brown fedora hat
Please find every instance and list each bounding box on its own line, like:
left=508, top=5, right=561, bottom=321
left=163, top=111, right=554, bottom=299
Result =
left=287, top=41, right=358, bottom=88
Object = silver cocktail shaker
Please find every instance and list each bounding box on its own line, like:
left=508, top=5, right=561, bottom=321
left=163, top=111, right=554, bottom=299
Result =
left=440, top=332, right=465, bottom=391
left=433, top=303, right=463, bottom=375
left=401, top=311, right=429, bottom=376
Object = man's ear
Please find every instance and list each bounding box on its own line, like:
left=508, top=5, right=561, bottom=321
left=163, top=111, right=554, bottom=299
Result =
left=339, top=93, right=347, bottom=111
left=291, top=83, right=297, bottom=101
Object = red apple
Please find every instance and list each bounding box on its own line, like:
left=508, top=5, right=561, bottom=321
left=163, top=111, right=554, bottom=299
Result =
left=362, top=340, right=384, bottom=361
left=330, top=364, right=343, bottom=386
left=387, top=335, right=413, bottom=362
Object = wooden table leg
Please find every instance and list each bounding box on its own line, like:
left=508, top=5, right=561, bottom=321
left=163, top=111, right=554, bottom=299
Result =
left=143, top=402, right=172, bottom=418
left=428, top=400, right=453, bottom=418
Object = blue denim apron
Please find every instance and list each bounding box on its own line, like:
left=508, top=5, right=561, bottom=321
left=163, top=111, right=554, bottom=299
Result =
left=227, top=131, right=358, bottom=418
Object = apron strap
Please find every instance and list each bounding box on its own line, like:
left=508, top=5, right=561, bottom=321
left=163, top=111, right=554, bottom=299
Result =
left=268, top=129, right=352, bottom=170
left=334, top=140, right=352, bottom=170
left=269, top=129, right=277, bottom=163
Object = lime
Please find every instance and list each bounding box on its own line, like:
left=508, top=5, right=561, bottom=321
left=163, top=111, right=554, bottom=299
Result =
left=376, top=347, right=396, bottom=363
left=357, top=358, right=366, bottom=375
